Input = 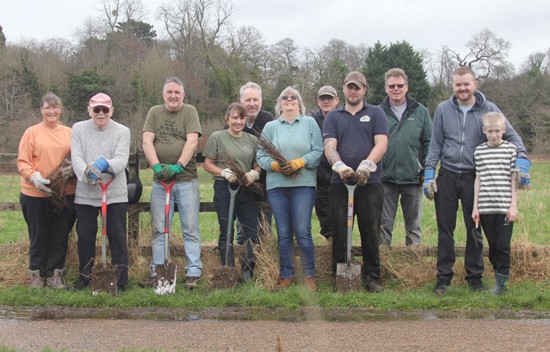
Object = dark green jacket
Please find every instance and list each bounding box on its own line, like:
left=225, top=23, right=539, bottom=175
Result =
left=380, top=95, right=432, bottom=185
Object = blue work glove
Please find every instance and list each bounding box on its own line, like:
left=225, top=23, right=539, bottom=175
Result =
left=423, top=168, right=437, bottom=200
left=515, top=157, right=531, bottom=190
left=152, top=163, right=163, bottom=179
left=86, top=157, right=109, bottom=183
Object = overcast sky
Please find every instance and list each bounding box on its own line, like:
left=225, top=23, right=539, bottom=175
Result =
left=2, top=0, right=549, bottom=70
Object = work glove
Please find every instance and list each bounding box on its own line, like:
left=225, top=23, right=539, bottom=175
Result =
left=244, top=169, right=260, bottom=186
left=423, top=168, right=437, bottom=200
left=85, top=157, right=109, bottom=183
left=332, top=161, right=355, bottom=182
left=59, top=159, right=74, bottom=180
left=286, top=158, right=305, bottom=172
left=515, top=157, right=531, bottom=190
left=152, top=163, right=163, bottom=179
left=221, top=168, right=238, bottom=184
left=271, top=161, right=285, bottom=173
left=356, top=159, right=377, bottom=186
left=30, top=171, right=52, bottom=196
left=160, top=163, right=184, bottom=180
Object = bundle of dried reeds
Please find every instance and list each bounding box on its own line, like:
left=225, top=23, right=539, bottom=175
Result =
left=47, top=157, right=73, bottom=209
left=221, top=152, right=264, bottom=196
left=254, top=130, right=288, bottom=165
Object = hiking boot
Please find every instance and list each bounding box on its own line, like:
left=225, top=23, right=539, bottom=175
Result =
left=304, top=276, right=317, bottom=291
left=434, top=279, right=449, bottom=295
left=365, top=277, right=384, bottom=293
left=29, top=269, right=44, bottom=288
left=184, top=276, right=200, bottom=290
left=273, top=277, right=294, bottom=291
left=45, top=268, right=65, bottom=289
left=490, top=273, right=509, bottom=295
left=468, top=277, right=485, bottom=292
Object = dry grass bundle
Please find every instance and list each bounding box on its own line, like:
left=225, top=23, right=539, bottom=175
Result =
left=46, top=157, right=73, bottom=209
left=379, top=246, right=437, bottom=289
left=510, top=241, right=550, bottom=281
left=221, top=152, right=264, bottom=196
left=253, top=217, right=280, bottom=289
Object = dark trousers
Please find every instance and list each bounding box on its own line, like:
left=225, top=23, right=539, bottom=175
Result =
left=330, top=183, right=383, bottom=280
left=434, top=168, right=483, bottom=282
left=75, top=202, right=128, bottom=286
left=214, top=180, right=259, bottom=272
left=20, top=193, right=76, bottom=277
left=315, top=180, right=332, bottom=237
left=481, top=214, right=513, bottom=276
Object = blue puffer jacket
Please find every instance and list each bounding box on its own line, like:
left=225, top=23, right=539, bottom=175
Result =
left=426, top=90, right=526, bottom=173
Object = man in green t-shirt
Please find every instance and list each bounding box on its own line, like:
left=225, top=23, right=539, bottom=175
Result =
left=143, top=76, right=202, bottom=290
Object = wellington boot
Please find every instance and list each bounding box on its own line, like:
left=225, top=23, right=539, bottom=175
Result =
left=490, top=272, right=509, bottom=295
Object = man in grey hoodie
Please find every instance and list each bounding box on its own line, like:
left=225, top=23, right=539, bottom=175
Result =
left=424, top=66, right=529, bottom=295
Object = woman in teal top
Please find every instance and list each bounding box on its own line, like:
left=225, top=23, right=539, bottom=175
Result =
left=256, top=87, right=323, bottom=290
left=203, top=102, right=261, bottom=281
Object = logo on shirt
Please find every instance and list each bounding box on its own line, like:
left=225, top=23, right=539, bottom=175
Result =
left=359, top=115, right=371, bottom=122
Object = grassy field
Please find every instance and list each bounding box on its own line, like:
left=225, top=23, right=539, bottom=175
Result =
left=2, top=161, right=550, bottom=246
left=0, top=162, right=548, bottom=311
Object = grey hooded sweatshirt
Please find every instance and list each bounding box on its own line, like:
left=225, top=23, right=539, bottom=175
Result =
left=425, top=90, right=526, bottom=173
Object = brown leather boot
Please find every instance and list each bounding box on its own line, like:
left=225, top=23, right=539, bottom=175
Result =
left=273, top=277, right=294, bottom=291
left=304, top=276, right=317, bottom=291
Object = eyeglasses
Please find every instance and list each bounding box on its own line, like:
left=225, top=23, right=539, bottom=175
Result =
left=387, top=84, right=406, bottom=89
left=92, top=107, right=110, bottom=114
left=281, top=95, right=298, bottom=101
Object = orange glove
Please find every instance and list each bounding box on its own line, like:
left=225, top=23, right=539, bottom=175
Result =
left=287, top=158, right=305, bottom=172
left=271, top=162, right=283, bottom=173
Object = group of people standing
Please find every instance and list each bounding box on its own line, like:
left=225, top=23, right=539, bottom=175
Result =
left=18, top=66, right=529, bottom=295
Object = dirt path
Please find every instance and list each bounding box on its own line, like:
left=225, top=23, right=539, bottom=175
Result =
left=2, top=316, right=550, bottom=351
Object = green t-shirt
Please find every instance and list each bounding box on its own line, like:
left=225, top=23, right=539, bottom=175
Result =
left=203, top=130, right=258, bottom=180
left=143, top=104, right=202, bottom=182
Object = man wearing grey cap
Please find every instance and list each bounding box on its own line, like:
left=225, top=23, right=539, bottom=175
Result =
left=323, top=71, right=388, bottom=292
left=310, top=86, right=339, bottom=240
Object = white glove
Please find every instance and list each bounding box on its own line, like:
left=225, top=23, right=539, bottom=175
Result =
left=356, top=159, right=377, bottom=185
left=332, top=161, right=354, bottom=181
left=30, top=172, right=52, bottom=195
left=244, top=169, right=260, bottom=186
left=221, top=168, right=238, bottom=184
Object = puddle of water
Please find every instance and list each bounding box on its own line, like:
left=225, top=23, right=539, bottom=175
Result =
left=1, top=305, right=549, bottom=322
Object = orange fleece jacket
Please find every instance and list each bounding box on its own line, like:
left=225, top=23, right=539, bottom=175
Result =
left=17, top=121, right=76, bottom=197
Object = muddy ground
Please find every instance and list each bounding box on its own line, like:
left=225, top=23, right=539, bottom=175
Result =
left=1, top=307, right=549, bottom=351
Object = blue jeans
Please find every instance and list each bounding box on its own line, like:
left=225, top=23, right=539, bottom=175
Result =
left=381, top=182, right=423, bottom=246
left=150, top=179, right=202, bottom=278
left=268, top=186, right=316, bottom=278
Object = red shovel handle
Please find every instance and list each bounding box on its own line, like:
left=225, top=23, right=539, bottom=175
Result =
left=160, top=180, right=176, bottom=234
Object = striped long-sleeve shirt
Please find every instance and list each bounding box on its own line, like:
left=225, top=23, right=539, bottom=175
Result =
left=474, top=141, right=517, bottom=214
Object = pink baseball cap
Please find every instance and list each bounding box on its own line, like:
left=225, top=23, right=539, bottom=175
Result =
left=89, top=93, right=113, bottom=108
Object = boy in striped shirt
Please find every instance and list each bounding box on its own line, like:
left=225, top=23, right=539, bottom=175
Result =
left=472, top=112, right=518, bottom=294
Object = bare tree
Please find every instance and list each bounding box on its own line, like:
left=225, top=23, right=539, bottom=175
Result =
left=445, top=28, right=512, bottom=79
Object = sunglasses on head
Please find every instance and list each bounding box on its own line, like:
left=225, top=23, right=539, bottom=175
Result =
left=281, top=95, right=298, bottom=101
left=92, top=107, right=110, bottom=114
left=387, top=84, right=406, bottom=89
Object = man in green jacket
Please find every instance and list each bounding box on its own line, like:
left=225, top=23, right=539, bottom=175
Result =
left=379, top=68, right=432, bottom=246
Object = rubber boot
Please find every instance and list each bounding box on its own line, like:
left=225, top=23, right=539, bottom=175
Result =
left=491, top=272, right=509, bottom=295
left=45, top=268, right=65, bottom=289
left=28, top=269, right=44, bottom=288
left=240, top=240, right=255, bottom=282
left=218, top=241, right=235, bottom=267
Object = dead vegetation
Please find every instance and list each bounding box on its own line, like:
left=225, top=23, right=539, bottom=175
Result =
left=1, top=236, right=549, bottom=289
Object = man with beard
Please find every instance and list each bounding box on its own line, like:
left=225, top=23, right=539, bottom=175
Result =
left=424, top=66, right=528, bottom=295
left=323, top=71, right=388, bottom=292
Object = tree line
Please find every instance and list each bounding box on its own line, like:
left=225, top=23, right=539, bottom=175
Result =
left=1, top=0, right=549, bottom=155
